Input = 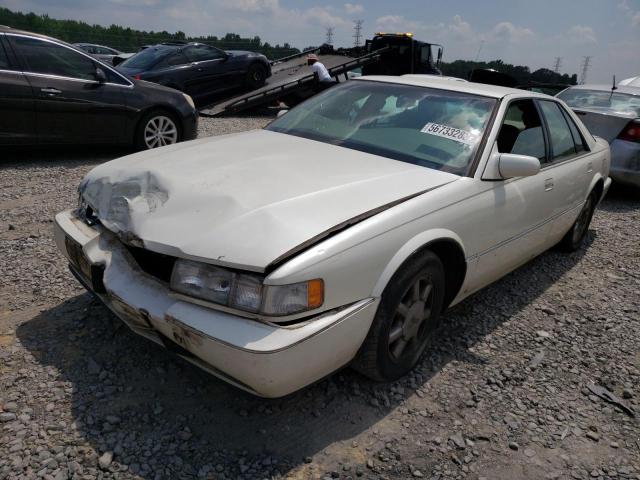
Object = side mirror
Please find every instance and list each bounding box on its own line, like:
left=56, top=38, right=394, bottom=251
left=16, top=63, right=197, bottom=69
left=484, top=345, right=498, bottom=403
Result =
left=277, top=109, right=288, bottom=118
left=437, top=47, right=443, bottom=62
left=95, top=67, right=107, bottom=83
left=497, top=153, right=540, bottom=178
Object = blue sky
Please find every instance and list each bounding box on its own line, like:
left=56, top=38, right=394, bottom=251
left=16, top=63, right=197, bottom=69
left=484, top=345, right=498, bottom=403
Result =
left=2, top=0, right=639, bottom=82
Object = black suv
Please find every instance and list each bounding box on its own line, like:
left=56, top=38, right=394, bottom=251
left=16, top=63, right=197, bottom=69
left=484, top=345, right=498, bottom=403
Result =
left=117, top=42, right=272, bottom=101
left=0, top=27, right=198, bottom=150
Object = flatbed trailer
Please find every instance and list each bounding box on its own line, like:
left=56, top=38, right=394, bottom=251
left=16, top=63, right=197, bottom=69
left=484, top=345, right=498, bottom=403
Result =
left=199, top=47, right=387, bottom=117
left=199, top=33, right=443, bottom=117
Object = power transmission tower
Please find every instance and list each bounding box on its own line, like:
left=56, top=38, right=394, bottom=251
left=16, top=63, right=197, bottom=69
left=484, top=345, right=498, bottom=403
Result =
left=325, top=27, right=334, bottom=45
left=553, top=57, right=562, bottom=73
left=353, top=20, right=364, bottom=47
left=579, top=56, right=592, bottom=84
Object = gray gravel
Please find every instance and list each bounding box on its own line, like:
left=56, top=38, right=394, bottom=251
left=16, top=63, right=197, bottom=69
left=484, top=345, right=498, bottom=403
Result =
left=1, top=116, right=639, bottom=480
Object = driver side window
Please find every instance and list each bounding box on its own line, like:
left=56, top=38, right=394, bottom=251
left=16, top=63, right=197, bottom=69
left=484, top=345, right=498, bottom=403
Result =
left=11, top=36, right=97, bottom=81
left=497, top=100, right=546, bottom=161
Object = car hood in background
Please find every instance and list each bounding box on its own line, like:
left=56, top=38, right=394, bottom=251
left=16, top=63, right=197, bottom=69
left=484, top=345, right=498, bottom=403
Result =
left=80, top=130, right=459, bottom=271
left=573, top=107, right=637, bottom=143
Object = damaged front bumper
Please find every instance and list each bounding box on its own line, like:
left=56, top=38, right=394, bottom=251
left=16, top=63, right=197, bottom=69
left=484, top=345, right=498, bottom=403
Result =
left=54, top=209, right=378, bottom=397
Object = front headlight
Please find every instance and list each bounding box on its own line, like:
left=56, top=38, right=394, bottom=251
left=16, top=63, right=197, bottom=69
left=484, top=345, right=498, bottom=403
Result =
left=170, top=259, right=323, bottom=316
left=182, top=93, right=195, bottom=109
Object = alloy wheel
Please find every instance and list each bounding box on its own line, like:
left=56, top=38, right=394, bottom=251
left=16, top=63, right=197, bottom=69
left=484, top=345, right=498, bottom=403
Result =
left=388, top=275, right=434, bottom=362
left=144, top=115, right=178, bottom=149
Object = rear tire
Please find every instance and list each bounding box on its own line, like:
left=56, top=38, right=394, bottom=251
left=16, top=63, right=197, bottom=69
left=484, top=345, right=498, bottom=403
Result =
left=352, top=251, right=445, bottom=382
left=135, top=109, right=181, bottom=151
left=558, top=191, right=597, bottom=252
left=246, top=64, right=267, bottom=89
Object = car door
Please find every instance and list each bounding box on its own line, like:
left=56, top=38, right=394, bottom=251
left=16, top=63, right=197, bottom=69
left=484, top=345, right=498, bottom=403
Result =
left=471, top=98, right=556, bottom=288
left=537, top=100, right=594, bottom=241
left=0, top=34, right=37, bottom=145
left=7, top=34, right=129, bottom=145
left=182, top=44, right=228, bottom=97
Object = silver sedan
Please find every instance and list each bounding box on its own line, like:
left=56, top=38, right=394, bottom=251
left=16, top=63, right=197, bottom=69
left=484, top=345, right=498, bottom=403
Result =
left=558, top=84, right=640, bottom=187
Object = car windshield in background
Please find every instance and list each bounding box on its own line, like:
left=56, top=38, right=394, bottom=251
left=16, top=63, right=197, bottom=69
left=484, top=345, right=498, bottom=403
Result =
left=266, top=81, right=496, bottom=174
left=120, top=46, right=171, bottom=69
left=558, top=89, right=640, bottom=116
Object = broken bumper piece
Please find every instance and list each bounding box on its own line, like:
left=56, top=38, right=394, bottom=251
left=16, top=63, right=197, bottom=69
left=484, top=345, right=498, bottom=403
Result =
left=54, top=209, right=378, bottom=398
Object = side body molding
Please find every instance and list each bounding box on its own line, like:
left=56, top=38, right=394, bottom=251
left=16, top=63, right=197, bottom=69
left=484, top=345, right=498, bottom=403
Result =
left=372, top=228, right=467, bottom=297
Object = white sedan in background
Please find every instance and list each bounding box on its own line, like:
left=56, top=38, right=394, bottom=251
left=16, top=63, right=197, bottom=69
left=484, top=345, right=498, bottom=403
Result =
left=54, top=76, right=610, bottom=397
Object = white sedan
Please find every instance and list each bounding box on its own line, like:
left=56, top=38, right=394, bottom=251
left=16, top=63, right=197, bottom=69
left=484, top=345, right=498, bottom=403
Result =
left=54, top=76, right=611, bottom=397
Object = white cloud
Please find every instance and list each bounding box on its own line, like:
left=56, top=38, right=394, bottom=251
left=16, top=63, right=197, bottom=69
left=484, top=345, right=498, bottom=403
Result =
left=219, top=0, right=279, bottom=12
left=343, top=3, right=363, bottom=15
left=448, top=14, right=474, bottom=40
left=567, top=25, right=597, bottom=44
left=617, top=0, right=640, bottom=27
left=490, top=21, right=533, bottom=43
left=375, top=15, right=419, bottom=32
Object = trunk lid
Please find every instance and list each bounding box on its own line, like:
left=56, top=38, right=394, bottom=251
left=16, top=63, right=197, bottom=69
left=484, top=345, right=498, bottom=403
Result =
left=573, top=107, right=637, bottom=143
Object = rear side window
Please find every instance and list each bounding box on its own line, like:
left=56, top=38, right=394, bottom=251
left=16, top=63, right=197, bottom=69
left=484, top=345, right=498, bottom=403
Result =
left=184, top=45, right=224, bottom=62
left=11, top=36, right=96, bottom=80
left=497, top=99, right=546, bottom=161
left=539, top=101, right=577, bottom=161
left=0, top=40, right=10, bottom=69
left=154, top=51, right=189, bottom=69
left=560, top=106, right=588, bottom=154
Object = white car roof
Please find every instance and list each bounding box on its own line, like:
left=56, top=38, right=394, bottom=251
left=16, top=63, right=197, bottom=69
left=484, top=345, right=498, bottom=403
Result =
left=356, top=75, right=551, bottom=100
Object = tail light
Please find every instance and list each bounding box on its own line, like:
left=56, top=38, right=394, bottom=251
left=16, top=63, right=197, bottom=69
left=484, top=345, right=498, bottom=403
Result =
left=134, top=74, right=141, bottom=80
left=617, top=120, right=640, bottom=143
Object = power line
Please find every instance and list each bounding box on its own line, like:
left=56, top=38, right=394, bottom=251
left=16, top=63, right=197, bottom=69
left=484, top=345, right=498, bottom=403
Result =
left=474, top=40, right=484, bottom=62
left=325, top=27, right=334, bottom=45
left=579, top=56, right=592, bottom=84
left=353, top=20, right=363, bottom=47
left=553, top=57, right=562, bottom=73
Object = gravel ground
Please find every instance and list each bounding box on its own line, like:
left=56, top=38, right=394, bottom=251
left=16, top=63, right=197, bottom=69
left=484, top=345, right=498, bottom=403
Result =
left=1, top=117, right=639, bottom=480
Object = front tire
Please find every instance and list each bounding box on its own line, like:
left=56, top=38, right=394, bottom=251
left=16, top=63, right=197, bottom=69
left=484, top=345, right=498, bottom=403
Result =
left=135, top=110, right=180, bottom=150
left=558, top=191, right=597, bottom=252
left=352, top=251, right=445, bottom=382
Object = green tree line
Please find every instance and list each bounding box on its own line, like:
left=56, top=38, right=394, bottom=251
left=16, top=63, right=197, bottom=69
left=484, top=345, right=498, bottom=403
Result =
left=0, top=7, right=300, bottom=59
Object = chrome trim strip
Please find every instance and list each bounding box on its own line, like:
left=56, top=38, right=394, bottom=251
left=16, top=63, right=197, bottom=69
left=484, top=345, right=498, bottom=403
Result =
left=5, top=32, right=134, bottom=88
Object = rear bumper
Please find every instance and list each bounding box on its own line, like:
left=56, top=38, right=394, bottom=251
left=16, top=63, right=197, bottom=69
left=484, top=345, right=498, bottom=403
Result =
left=610, top=139, right=640, bottom=187
left=54, top=209, right=377, bottom=397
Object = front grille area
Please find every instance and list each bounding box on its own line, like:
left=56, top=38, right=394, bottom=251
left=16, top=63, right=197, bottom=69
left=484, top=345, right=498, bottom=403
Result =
left=125, top=245, right=176, bottom=283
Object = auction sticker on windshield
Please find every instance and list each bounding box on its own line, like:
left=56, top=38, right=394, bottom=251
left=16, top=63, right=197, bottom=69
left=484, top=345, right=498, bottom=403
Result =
left=420, top=122, right=480, bottom=146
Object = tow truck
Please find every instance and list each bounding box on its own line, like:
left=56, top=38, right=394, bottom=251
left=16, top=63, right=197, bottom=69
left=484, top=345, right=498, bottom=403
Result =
left=200, top=33, right=444, bottom=117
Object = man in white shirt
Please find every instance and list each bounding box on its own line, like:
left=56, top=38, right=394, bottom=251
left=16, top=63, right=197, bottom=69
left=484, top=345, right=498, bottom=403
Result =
left=307, top=54, right=335, bottom=91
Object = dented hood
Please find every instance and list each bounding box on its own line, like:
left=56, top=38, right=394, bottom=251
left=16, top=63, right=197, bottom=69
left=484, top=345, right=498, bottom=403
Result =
left=81, top=130, right=458, bottom=271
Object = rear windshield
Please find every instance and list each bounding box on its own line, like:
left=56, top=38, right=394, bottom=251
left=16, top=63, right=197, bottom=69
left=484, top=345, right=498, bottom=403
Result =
left=558, top=88, right=640, bottom=116
left=120, top=46, right=171, bottom=69
left=266, top=81, right=496, bottom=175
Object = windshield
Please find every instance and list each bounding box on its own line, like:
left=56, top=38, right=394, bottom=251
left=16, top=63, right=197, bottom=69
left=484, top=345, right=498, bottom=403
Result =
left=558, top=88, right=640, bottom=116
left=266, top=81, right=496, bottom=174
left=120, top=46, right=171, bottom=69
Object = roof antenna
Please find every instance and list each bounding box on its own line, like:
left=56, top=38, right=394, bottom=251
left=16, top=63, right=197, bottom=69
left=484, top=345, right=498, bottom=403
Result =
left=609, top=74, right=617, bottom=101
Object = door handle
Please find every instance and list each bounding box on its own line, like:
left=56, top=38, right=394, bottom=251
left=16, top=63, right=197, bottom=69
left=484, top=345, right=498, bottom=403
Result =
left=544, top=178, right=554, bottom=191
left=587, top=161, right=593, bottom=173
left=41, top=87, right=61, bottom=95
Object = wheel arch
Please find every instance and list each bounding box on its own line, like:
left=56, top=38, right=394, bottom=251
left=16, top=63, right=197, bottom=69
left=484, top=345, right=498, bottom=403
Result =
left=589, top=174, right=605, bottom=204
left=133, top=105, right=184, bottom=144
left=372, top=229, right=468, bottom=310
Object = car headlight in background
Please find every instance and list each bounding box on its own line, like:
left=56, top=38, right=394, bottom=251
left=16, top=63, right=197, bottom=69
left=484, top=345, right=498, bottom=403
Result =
left=170, top=259, right=323, bottom=316
left=182, top=93, right=195, bottom=109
